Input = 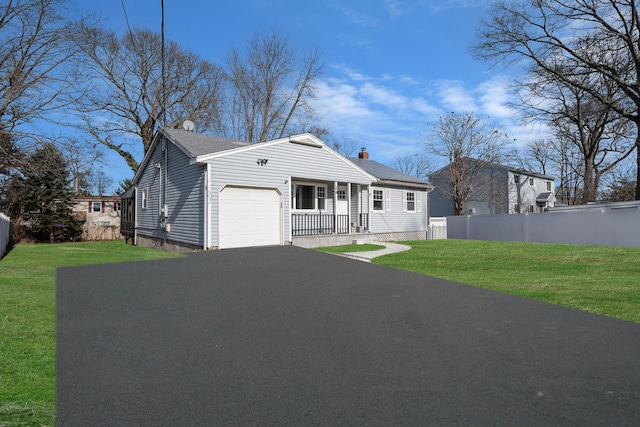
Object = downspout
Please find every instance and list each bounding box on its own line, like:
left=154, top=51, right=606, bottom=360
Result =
left=134, top=187, right=138, bottom=245
left=203, top=164, right=209, bottom=250
left=163, top=135, right=169, bottom=244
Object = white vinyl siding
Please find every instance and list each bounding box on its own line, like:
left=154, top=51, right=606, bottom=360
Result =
left=135, top=137, right=205, bottom=246
left=206, top=140, right=372, bottom=248
left=164, top=141, right=205, bottom=246
left=370, top=186, right=427, bottom=234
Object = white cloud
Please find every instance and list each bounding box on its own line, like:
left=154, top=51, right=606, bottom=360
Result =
left=311, top=71, right=443, bottom=162
left=418, top=0, right=487, bottom=13
left=338, top=5, right=379, bottom=27
left=311, top=67, right=553, bottom=166
left=436, top=80, right=479, bottom=112
left=477, top=76, right=513, bottom=118
left=383, top=0, right=408, bottom=18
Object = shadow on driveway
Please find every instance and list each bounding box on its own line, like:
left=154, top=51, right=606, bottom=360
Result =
left=57, top=246, right=640, bottom=426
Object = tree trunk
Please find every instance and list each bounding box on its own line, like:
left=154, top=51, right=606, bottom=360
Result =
left=582, top=159, right=597, bottom=204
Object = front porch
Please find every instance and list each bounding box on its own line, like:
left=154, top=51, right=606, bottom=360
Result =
left=291, top=213, right=369, bottom=236
left=290, top=179, right=370, bottom=241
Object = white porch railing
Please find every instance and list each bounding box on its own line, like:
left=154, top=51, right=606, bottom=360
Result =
left=292, top=214, right=349, bottom=236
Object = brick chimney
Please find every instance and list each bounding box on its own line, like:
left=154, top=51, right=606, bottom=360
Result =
left=358, top=147, right=369, bottom=160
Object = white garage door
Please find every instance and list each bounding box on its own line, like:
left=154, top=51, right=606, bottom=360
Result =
left=219, top=186, right=281, bottom=249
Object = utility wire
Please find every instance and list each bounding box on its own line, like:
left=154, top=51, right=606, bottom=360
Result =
left=161, top=0, right=166, bottom=127
left=120, top=0, right=134, bottom=36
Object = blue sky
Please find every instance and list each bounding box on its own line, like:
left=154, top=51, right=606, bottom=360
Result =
left=73, top=0, right=544, bottom=188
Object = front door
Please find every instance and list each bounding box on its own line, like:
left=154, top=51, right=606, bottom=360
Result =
left=336, top=186, right=348, bottom=215
left=336, top=185, right=349, bottom=234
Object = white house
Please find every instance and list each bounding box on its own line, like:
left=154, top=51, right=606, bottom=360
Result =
left=430, top=159, right=556, bottom=216
left=122, top=128, right=433, bottom=252
left=73, top=195, right=122, bottom=241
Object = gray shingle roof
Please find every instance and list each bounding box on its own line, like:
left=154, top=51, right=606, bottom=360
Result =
left=162, top=128, right=249, bottom=157
left=349, top=157, right=431, bottom=186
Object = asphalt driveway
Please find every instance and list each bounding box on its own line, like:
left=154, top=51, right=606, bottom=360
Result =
left=57, top=246, right=640, bottom=426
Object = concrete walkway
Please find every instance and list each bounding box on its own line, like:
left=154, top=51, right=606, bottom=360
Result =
left=341, top=241, right=411, bottom=262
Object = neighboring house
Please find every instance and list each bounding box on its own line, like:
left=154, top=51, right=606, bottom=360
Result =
left=430, top=159, right=556, bottom=216
left=121, top=128, right=433, bottom=252
left=73, top=195, right=122, bottom=240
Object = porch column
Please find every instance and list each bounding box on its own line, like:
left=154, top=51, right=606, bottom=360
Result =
left=333, top=181, right=338, bottom=234
left=347, top=183, right=351, bottom=233
left=357, top=184, right=361, bottom=228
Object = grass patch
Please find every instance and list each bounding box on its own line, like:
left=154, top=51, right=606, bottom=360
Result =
left=374, top=239, right=640, bottom=323
left=0, top=240, right=182, bottom=427
left=314, top=243, right=385, bottom=254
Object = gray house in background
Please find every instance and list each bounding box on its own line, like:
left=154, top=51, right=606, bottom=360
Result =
left=121, top=128, right=433, bottom=251
left=430, top=159, right=556, bottom=216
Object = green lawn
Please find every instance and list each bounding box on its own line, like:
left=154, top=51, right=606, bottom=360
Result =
left=372, top=240, right=640, bottom=323
left=3, top=239, right=640, bottom=426
left=0, top=240, right=182, bottom=427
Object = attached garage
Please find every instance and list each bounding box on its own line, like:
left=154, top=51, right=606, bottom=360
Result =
left=218, top=186, right=282, bottom=249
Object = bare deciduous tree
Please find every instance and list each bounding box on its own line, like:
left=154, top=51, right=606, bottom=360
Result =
left=224, top=31, right=323, bottom=142
left=329, top=136, right=360, bottom=157
left=523, top=139, right=555, bottom=176
left=423, top=112, right=510, bottom=215
left=71, top=26, right=225, bottom=173
left=0, top=0, right=79, bottom=135
left=473, top=0, right=640, bottom=199
left=59, top=137, right=104, bottom=195
left=392, top=154, right=432, bottom=181
left=514, top=66, right=634, bottom=203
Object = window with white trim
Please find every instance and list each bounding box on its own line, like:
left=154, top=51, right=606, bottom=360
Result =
left=529, top=178, right=534, bottom=185
left=141, top=188, right=148, bottom=210
left=92, top=201, right=102, bottom=213
left=292, top=184, right=326, bottom=210
left=317, top=186, right=326, bottom=210
left=373, top=189, right=384, bottom=211
left=546, top=181, right=552, bottom=191
left=405, top=191, right=416, bottom=212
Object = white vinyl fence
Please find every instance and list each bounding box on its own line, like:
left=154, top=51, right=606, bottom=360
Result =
left=428, top=217, right=447, bottom=240
left=0, top=212, right=12, bottom=259
left=447, top=201, right=640, bottom=247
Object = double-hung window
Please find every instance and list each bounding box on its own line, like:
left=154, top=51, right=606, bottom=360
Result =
left=406, top=192, right=416, bottom=212
left=141, top=188, right=149, bottom=210
left=316, top=186, right=326, bottom=210
left=292, top=184, right=326, bottom=210
left=92, top=202, right=102, bottom=213
left=403, top=190, right=420, bottom=212
left=373, top=189, right=384, bottom=211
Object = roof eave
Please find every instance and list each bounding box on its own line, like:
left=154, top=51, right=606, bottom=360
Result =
left=376, top=179, right=434, bottom=190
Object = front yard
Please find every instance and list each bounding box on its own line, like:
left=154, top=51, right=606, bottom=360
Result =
left=0, top=241, right=182, bottom=426
left=2, top=239, right=639, bottom=426
left=370, top=240, right=640, bottom=323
